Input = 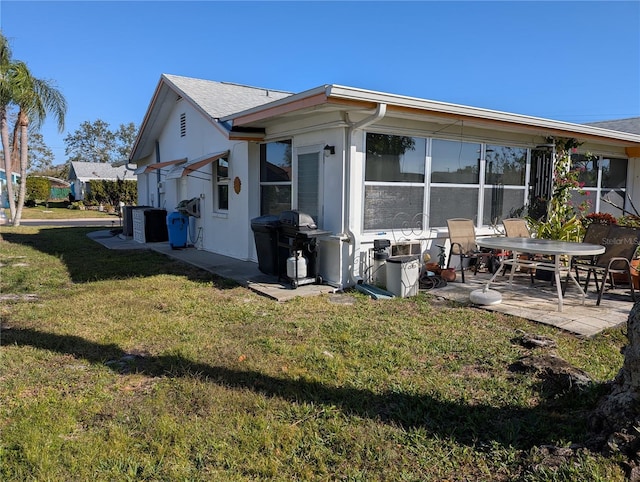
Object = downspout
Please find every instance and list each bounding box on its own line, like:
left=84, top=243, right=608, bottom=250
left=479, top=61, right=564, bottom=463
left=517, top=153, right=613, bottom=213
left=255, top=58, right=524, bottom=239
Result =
left=155, top=141, right=161, bottom=208
left=343, top=102, right=387, bottom=286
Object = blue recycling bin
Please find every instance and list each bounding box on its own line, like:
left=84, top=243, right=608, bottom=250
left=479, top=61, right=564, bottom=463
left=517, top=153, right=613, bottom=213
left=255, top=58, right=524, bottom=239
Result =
left=167, top=211, right=189, bottom=249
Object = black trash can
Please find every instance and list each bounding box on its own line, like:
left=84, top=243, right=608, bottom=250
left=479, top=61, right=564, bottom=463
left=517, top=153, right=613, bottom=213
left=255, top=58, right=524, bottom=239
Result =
left=251, top=215, right=281, bottom=275
left=143, top=209, right=169, bottom=242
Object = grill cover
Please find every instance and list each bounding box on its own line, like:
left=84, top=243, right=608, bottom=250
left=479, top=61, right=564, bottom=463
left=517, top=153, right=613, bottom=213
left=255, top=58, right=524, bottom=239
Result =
left=279, top=210, right=317, bottom=233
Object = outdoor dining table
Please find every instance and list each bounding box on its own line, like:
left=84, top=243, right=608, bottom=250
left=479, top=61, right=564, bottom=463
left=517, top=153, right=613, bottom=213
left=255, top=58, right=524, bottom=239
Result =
left=475, top=237, right=605, bottom=312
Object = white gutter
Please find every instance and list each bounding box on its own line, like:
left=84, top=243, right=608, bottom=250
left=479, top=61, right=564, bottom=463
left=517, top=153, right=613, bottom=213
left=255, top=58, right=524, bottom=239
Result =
left=342, top=102, right=387, bottom=286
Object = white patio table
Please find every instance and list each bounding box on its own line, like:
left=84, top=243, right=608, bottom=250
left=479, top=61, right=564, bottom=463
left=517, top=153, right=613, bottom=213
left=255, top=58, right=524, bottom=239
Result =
left=475, top=237, right=605, bottom=312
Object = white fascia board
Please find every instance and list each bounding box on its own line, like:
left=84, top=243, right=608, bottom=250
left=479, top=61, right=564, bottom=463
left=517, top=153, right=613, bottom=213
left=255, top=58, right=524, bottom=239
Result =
left=224, top=83, right=640, bottom=145
left=220, top=85, right=330, bottom=123
left=325, top=85, right=640, bottom=144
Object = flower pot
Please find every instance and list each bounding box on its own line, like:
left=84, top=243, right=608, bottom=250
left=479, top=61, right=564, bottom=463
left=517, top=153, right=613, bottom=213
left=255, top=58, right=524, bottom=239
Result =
left=632, top=259, right=640, bottom=290
left=425, top=263, right=441, bottom=275
left=441, top=268, right=457, bottom=282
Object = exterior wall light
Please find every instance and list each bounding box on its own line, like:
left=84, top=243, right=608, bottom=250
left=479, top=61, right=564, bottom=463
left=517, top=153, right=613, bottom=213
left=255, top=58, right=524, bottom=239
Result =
left=324, top=145, right=335, bottom=156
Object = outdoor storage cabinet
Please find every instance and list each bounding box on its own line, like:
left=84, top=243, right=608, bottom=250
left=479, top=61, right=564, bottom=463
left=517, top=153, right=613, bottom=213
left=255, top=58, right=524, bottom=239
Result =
left=122, top=205, right=151, bottom=237
left=167, top=211, right=189, bottom=249
left=133, top=208, right=168, bottom=243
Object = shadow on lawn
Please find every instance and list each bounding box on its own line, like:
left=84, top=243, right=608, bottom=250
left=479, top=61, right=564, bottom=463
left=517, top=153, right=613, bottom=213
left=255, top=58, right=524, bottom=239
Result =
left=0, top=228, right=236, bottom=288
left=3, top=326, right=604, bottom=452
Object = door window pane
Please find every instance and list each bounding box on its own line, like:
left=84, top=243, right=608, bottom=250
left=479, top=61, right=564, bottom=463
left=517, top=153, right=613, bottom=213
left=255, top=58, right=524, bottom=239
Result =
left=298, top=152, right=319, bottom=221
left=431, top=139, right=480, bottom=184
left=366, top=133, right=425, bottom=182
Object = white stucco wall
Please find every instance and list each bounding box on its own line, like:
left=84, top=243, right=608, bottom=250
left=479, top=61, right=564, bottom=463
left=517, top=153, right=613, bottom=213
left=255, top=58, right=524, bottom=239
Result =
left=134, top=92, right=639, bottom=291
left=135, top=98, right=258, bottom=261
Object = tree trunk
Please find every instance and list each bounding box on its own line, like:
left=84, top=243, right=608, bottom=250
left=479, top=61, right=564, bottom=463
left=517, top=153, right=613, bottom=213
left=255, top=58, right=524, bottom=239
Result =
left=591, top=300, right=640, bottom=469
left=13, top=110, right=28, bottom=226
left=0, top=105, right=16, bottom=223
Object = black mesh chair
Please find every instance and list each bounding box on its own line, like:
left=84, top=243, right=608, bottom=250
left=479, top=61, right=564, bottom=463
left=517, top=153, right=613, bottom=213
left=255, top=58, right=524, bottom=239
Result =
left=571, top=224, right=639, bottom=305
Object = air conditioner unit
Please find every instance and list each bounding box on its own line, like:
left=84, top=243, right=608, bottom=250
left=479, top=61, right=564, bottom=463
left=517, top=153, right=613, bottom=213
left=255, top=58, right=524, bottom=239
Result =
left=184, top=197, right=201, bottom=218
left=158, top=181, right=165, bottom=193
left=391, top=242, right=421, bottom=256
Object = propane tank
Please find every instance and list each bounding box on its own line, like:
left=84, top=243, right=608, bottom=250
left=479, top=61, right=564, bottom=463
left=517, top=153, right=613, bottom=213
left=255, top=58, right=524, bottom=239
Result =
left=287, top=251, right=307, bottom=279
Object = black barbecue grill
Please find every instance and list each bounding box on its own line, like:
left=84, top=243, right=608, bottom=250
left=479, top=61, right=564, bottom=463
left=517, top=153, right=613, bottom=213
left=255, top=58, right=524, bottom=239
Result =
left=278, top=210, right=317, bottom=235
left=277, top=210, right=331, bottom=288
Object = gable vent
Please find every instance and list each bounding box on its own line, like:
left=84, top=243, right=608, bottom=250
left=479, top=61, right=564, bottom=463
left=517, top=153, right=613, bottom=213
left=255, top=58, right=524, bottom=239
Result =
left=180, top=113, right=186, bottom=137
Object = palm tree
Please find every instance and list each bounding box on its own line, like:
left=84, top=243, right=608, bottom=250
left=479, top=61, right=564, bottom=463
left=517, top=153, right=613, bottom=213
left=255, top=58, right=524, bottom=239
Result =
left=1, top=32, right=17, bottom=222
left=0, top=32, right=66, bottom=226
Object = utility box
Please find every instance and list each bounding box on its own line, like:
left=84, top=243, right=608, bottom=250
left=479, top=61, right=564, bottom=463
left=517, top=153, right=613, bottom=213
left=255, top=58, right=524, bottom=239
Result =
left=385, top=255, right=420, bottom=297
left=122, top=205, right=151, bottom=237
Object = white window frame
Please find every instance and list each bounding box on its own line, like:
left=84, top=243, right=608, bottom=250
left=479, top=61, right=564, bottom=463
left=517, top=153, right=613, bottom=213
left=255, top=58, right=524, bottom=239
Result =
left=363, top=131, right=532, bottom=231
left=294, top=144, right=324, bottom=225
left=213, top=156, right=229, bottom=213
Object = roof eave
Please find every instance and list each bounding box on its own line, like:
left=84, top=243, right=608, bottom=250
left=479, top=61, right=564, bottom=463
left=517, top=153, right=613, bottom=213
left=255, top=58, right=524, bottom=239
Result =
left=225, top=83, right=640, bottom=147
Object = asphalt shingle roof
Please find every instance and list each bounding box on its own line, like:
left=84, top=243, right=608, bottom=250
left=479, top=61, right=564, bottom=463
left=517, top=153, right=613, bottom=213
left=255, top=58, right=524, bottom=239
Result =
left=585, top=117, right=640, bottom=135
left=69, top=162, right=133, bottom=182
left=163, top=74, right=292, bottom=119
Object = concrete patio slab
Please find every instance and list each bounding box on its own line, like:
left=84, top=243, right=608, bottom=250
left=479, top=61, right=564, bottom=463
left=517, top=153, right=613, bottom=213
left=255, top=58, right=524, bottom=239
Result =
left=430, top=271, right=632, bottom=337
left=87, top=230, right=632, bottom=337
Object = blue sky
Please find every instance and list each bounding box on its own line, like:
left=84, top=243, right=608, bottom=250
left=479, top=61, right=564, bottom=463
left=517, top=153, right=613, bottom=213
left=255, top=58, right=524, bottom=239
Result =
left=1, top=1, right=639, bottom=166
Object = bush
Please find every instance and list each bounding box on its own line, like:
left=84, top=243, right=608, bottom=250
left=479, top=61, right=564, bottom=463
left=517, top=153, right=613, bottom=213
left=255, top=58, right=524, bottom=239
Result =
left=85, top=179, right=137, bottom=206
left=26, top=177, right=51, bottom=204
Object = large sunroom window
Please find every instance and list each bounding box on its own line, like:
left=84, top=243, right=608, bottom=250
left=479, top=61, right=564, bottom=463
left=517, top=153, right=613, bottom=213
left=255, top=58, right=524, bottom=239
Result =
left=363, top=133, right=426, bottom=230
left=428, top=139, right=481, bottom=227
left=260, top=140, right=292, bottom=216
left=571, top=154, right=628, bottom=216
left=482, top=145, right=527, bottom=225
left=364, top=132, right=531, bottom=231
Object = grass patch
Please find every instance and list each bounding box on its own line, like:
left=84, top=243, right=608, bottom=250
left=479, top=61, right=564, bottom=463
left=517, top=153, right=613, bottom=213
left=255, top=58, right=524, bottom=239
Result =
left=0, top=225, right=629, bottom=480
left=5, top=202, right=115, bottom=220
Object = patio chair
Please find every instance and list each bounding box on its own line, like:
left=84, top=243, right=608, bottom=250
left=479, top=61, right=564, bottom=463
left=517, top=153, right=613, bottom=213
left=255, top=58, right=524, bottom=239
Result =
left=562, top=223, right=611, bottom=296
left=501, top=218, right=535, bottom=283
left=502, top=218, right=531, bottom=238
left=446, top=218, right=492, bottom=283
left=571, top=223, right=612, bottom=282
left=572, top=224, right=639, bottom=305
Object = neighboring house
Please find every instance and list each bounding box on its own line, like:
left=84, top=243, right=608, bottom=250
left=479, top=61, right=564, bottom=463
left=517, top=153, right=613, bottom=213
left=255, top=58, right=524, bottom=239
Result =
left=585, top=117, right=640, bottom=135
left=130, top=74, right=640, bottom=290
left=0, top=167, right=19, bottom=209
left=68, top=161, right=135, bottom=201
left=30, top=176, right=71, bottom=200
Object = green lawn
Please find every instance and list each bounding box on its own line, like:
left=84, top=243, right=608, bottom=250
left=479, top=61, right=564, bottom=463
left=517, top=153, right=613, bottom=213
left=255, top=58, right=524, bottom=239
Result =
left=3, top=201, right=116, bottom=220
left=0, top=226, right=629, bottom=481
